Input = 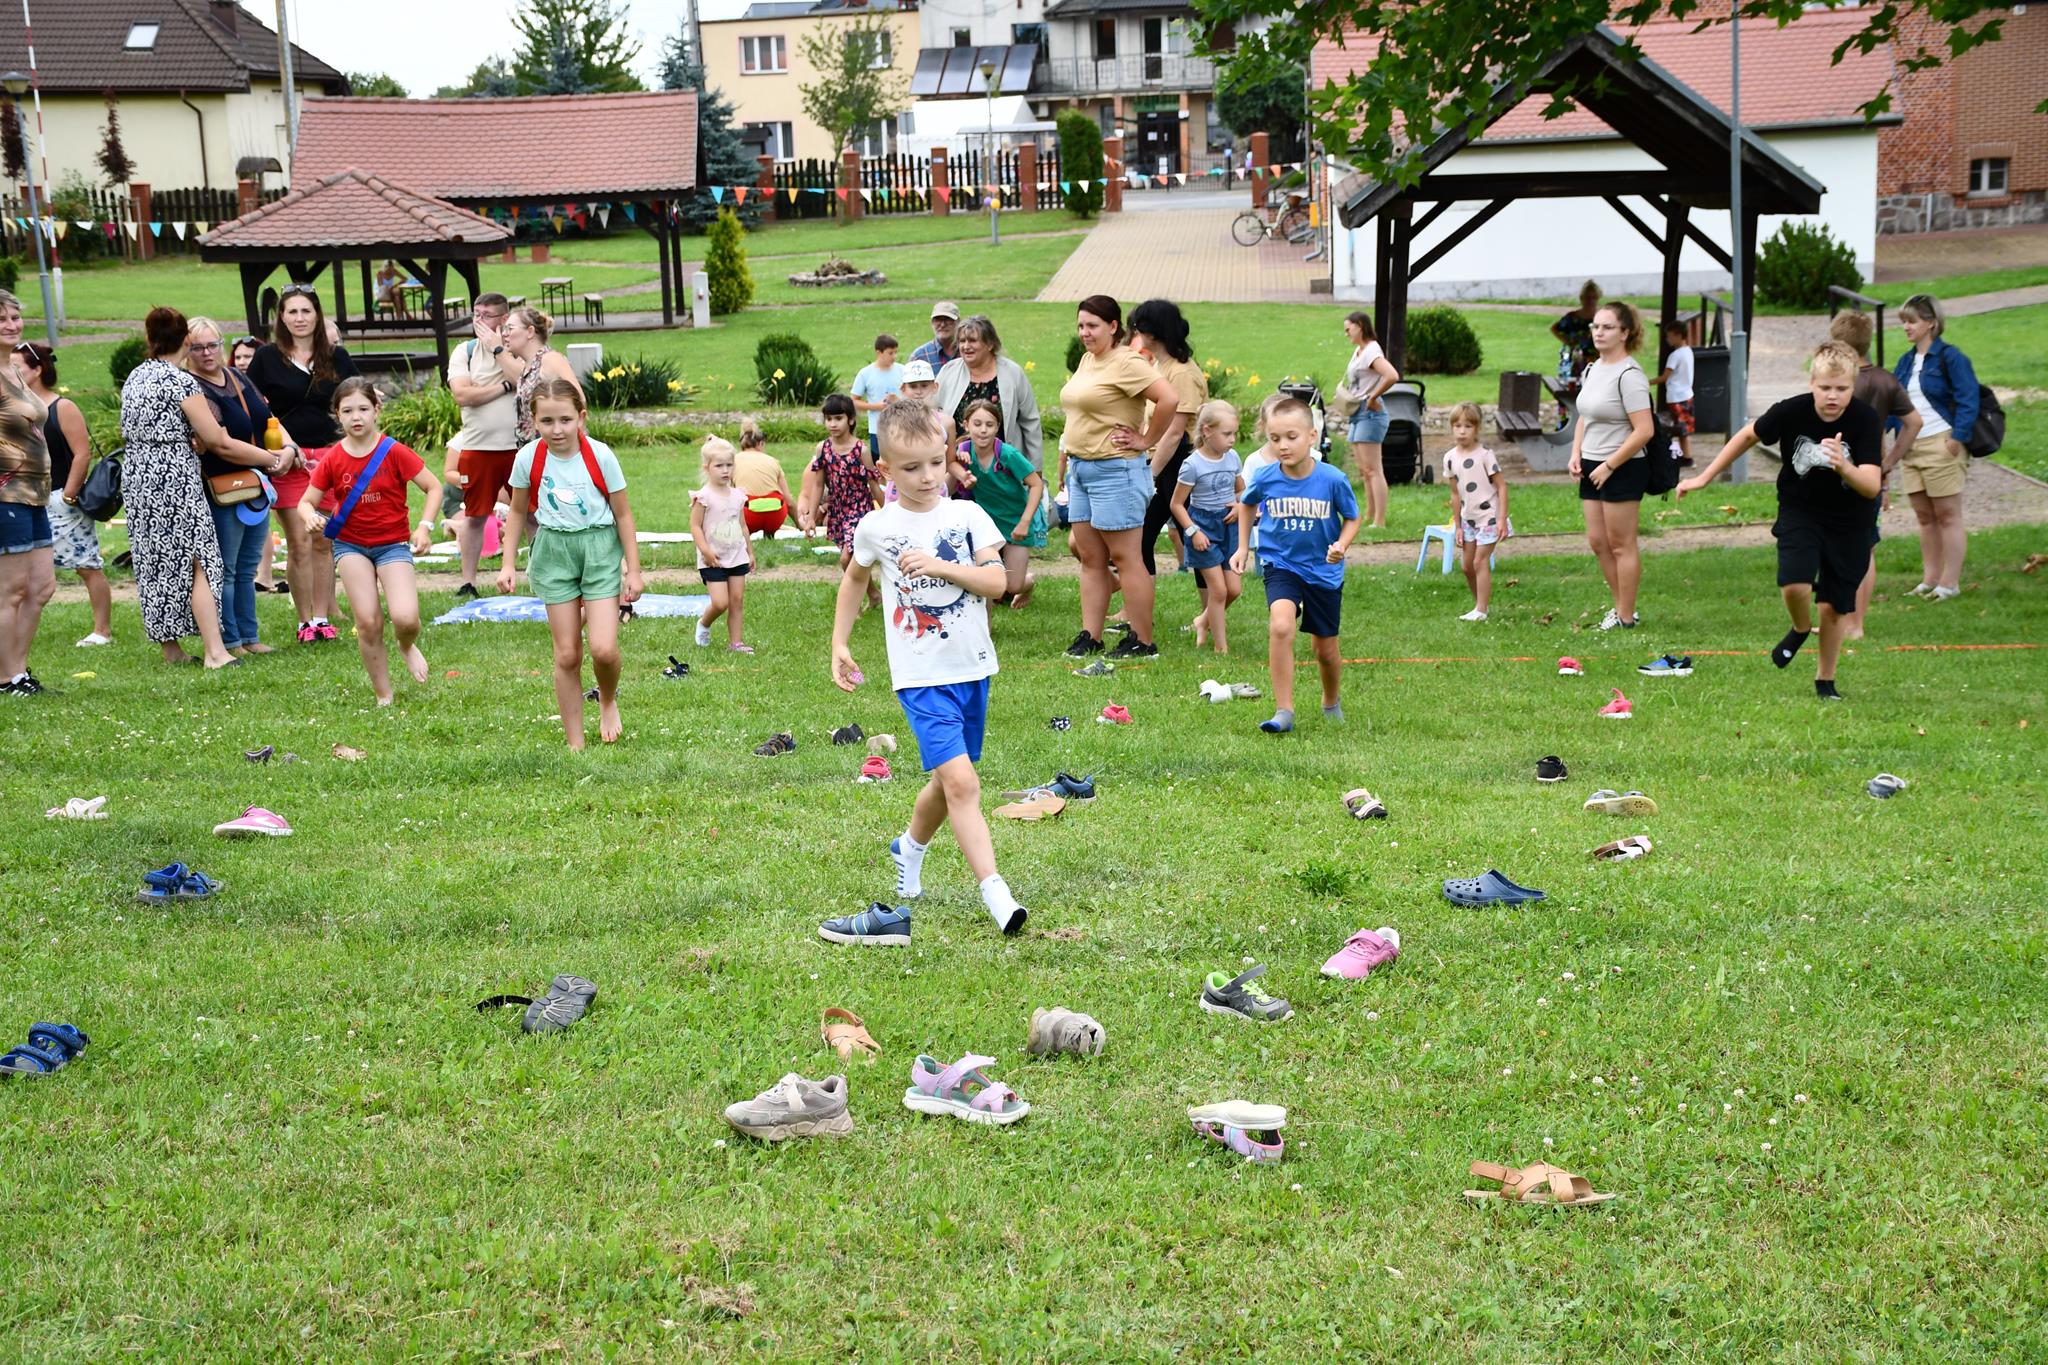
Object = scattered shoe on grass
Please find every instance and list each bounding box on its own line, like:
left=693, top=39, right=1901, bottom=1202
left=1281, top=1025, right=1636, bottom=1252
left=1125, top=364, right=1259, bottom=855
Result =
left=1342, top=787, right=1387, bottom=820
left=1096, top=704, right=1132, bottom=725
left=1592, top=835, right=1653, bottom=861
left=1191, top=1115, right=1285, bottom=1163
left=1047, top=716, right=1072, bottom=731
left=996, top=795, right=1066, bottom=821
left=1638, top=653, right=1694, bottom=677
left=1073, top=658, right=1116, bottom=678
left=244, top=745, right=275, bottom=763
left=1025, top=1007, right=1105, bottom=1057
left=1320, top=927, right=1400, bottom=979
left=1536, top=755, right=1568, bottom=783
left=1583, top=789, right=1658, bottom=817
left=1557, top=657, right=1584, bottom=676
left=1186, top=1099, right=1286, bottom=1131
left=1200, top=965, right=1293, bottom=1022
left=724, top=1073, right=853, bottom=1140
left=44, top=796, right=107, bottom=820
left=136, top=863, right=222, bottom=903
left=1000, top=772, right=1096, bottom=803
left=1598, top=688, right=1633, bottom=720
left=661, top=655, right=690, bottom=680
left=822, top=1008, right=880, bottom=1064
left=904, top=1054, right=1030, bottom=1125
left=818, top=903, right=912, bottom=947
left=0, top=1023, right=90, bottom=1076
left=857, top=755, right=893, bottom=783
left=1442, top=870, right=1546, bottom=907
left=522, top=975, right=599, bottom=1035
left=1465, top=1159, right=1619, bottom=1206
left=213, top=805, right=293, bottom=837
left=752, top=732, right=797, bottom=757
left=831, top=723, right=865, bottom=746
left=1866, top=772, right=1908, bottom=800
left=331, top=743, right=366, bottom=762
left=867, top=732, right=898, bottom=754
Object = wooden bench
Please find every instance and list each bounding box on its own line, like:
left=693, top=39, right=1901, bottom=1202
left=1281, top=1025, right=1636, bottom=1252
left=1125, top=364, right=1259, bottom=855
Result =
left=1496, top=370, right=1545, bottom=441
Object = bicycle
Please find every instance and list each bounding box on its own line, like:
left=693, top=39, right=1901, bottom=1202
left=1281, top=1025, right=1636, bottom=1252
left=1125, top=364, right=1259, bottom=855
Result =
left=1231, top=194, right=1313, bottom=247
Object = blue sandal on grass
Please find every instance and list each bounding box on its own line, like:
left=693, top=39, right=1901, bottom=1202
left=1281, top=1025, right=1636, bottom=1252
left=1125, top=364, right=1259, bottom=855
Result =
left=0, top=1041, right=66, bottom=1075
left=137, top=863, right=223, bottom=902
left=27, top=1023, right=89, bottom=1063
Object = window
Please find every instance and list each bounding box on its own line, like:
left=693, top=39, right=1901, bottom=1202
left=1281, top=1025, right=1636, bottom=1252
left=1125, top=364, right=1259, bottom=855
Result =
left=740, top=35, right=787, bottom=74
left=1969, top=157, right=2009, bottom=196
left=1012, top=22, right=1046, bottom=49
left=849, top=28, right=892, bottom=69
left=857, top=116, right=900, bottom=158
left=745, top=121, right=796, bottom=160
left=952, top=27, right=972, bottom=47
left=1095, top=18, right=1117, bottom=59
left=124, top=22, right=160, bottom=49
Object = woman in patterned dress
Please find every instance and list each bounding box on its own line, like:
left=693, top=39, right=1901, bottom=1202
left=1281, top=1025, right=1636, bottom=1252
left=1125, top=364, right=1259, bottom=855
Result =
left=468, top=305, right=580, bottom=445
left=120, top=307, right=300, bottom=668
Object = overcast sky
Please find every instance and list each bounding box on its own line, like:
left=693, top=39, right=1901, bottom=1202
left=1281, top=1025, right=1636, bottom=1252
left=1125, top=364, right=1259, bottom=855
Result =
left=281, top=0, right=756, bottom=96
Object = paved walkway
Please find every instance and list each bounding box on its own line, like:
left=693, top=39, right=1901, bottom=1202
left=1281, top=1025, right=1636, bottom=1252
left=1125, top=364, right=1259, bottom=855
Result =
left=1876, top=224, right=2048, bottom=281
left=1038, top=203, right=1324, bottom=304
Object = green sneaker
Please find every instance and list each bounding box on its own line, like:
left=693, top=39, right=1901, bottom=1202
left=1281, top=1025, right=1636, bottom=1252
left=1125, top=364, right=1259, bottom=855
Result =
left=1200, top=964, right=1293, bottom=1022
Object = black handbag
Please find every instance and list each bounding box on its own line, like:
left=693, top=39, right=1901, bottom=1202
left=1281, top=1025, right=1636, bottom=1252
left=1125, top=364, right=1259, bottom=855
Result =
left=77, top=448, right=124, bottom=521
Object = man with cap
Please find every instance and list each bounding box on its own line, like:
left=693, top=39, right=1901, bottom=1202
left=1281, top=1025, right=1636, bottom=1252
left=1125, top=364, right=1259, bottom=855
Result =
left=910, top=301, right=961, bottom=372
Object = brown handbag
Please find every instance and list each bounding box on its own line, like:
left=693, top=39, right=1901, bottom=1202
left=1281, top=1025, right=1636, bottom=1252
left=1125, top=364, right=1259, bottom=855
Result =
left=206, top=469, right=264, bottom=505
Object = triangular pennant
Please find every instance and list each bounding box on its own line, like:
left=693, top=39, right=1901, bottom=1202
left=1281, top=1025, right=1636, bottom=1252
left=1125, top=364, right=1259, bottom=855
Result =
left=1154, top=174, right=1167, bottom=186
left=858, top=189, right=871, bottom=203
left=74, top=219, right=93, bottom=231
left=1077, top=180, right=1090, bottom=191
left=596, top=206, right=610, bottom=229
left=1174, top=173, right=1187, bottom=185
left=733, top=186, right=748, bottom=206
left=624, top=203, right=636, bottom=221
left=586, top=201, right=600, bottom=214
left=123, top=220, right=137, bottom=239
left=710, top=186, right=725, bottom=202
left=933, top=186, right=950, bottom=204
left=786, top=187, right=799, bottom=202
left=196, top=221, right=210, bottom=235
left=835, top=188, right=849, bottom=200
left=551, top=216, right=564, bottom=232
left=1289, top=162, right=1303, bottom=173
left=149, top=221, right=162, bottom=237
left=1059, top=181, right=1071, bottom=194
left=174, top=221, right=192, bottom=240
left=54, top=220, right=68, bottom=240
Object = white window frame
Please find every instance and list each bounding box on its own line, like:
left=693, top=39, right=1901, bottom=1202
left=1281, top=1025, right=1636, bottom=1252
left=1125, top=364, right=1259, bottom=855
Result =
left=951, top=27, right=972, bottom=47
left=857, top=116, right=900, bottom=159
left=740, top=35, right=788, bottom=75
left=850, top=28, right=892, bottom=70
left=125, top=22, right=161, bottom=50
left=746, top=121, right=796, bottom=162
left=1968, top=156, right=2009, bottom=197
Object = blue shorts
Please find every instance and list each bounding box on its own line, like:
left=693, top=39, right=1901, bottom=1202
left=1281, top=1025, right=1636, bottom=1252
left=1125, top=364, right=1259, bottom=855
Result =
left=0, top=503, right=53, bottom=555
left=1185, top=506, right=1239, bottom=571
left=333, top=539, right=414, bottom=569
left=1348, top=406, right=1391, bottom=443
left=1066, top=456, right=1152, bottom=533
left=898, top=678, right=990, bottom=772
left=1264, top=565, right=1343, bottom=638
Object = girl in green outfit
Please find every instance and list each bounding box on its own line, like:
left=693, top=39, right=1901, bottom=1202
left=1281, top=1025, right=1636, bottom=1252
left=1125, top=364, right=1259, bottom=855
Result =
left=498, top=379, right=644, bottom=749
left=959, top=399, right=1045, bottom=609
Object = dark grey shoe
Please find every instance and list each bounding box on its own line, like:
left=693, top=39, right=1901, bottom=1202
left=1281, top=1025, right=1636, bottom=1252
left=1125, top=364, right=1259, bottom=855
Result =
left=1200, top=964, right=1293, bottom=1022
left=522, top=975, right=599, bottom=1034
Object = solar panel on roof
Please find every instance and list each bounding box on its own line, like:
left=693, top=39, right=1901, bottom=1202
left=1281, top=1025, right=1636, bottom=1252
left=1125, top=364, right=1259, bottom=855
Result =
left=911, top=49, right=948, bottom=96
left=937, top=48, right=974, bottom=95
left=1000, top=44, right=1037, bottom=94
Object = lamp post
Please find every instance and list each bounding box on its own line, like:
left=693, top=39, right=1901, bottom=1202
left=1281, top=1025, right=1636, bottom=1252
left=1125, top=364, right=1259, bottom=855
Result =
left=1, top=71, right=57, bottom=350
left=979, top=58, right=1001, bottom=245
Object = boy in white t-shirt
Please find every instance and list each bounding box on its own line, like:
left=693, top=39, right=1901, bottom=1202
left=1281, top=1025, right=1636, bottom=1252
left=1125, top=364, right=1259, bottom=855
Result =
left=822, top=398, right=1027, bottom=945
left=1652, top=319, right=1696, bottom=466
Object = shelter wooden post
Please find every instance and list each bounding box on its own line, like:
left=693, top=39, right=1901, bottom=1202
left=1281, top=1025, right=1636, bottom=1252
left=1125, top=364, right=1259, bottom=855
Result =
left=1658, top=197, right=1690, bottom=387
left=661, top=205, right=678, bottom=327
left=1384, top=200, right=1413, bottom=370
left=237, top=263, right=266, bottom=336
left=757, top=155, right=779, bottom=221
left=426, top=259, right=451, bottom=374
left=1372, top=211, right=1392, bottom=339
left=331, top=257, right=351, bottom=334
left=931, top=146, right=951, bottom=216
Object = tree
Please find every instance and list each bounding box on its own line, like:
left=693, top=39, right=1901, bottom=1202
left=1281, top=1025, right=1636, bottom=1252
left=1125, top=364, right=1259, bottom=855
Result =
left=432, top=58, right=517, bottom=99
left=0, top=98, right=21, bottom=183
left=656, top=22, right=763, bottom=232
left=1192, top=0, right=2032, bottom=183
left=346, top=71, right=409, bottom=97
left=704, top=207, right=753, bottom=315
left=96, top=94, right=134, bottom=188
left=1055, top=110, right=1104, bottom=218
left=797, top=15, right=907, bottom=156
left=511, top=0, right=644, bottom=95
left=1213, top=62, right=1304, bottom=163
left=655, top=17, right=696, bottom=92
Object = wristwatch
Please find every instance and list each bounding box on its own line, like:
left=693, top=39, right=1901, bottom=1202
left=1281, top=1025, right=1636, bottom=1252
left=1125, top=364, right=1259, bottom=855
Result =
left=501, top=379, right=515, bottom=394
left=491, top=345, right=506, bottom=356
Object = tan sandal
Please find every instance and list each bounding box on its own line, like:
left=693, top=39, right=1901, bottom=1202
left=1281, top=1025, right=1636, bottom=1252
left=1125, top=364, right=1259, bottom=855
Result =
left=1465, top=1160, right=1618, bottom=1206
left=821, top=1007, right=880, bottom=1064
left=996, top=795, right=1066, bottom=821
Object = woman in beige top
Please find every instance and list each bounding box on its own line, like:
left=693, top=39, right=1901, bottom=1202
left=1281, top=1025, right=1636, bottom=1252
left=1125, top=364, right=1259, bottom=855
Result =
left=1569, top=300, right=1656, bottom=630
left=1056, top=294, right=1178, bottom=659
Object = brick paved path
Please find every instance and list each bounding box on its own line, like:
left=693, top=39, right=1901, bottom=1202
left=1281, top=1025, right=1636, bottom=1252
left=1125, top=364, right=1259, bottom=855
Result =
left=1037, top=205, right=1326, bottom=304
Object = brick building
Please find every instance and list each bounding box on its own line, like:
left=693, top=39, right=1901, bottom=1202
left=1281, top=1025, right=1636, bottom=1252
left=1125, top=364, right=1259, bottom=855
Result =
left=1877, top=5, right=2048, bottom=233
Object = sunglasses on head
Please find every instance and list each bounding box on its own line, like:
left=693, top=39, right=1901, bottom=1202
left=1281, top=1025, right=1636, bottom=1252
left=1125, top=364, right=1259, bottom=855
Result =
left=280, top=284, right=318, bottom=298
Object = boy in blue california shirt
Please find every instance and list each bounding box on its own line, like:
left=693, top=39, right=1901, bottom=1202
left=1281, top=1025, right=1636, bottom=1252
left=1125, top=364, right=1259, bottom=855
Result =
left=1231, top=395, right=1361, bottom=734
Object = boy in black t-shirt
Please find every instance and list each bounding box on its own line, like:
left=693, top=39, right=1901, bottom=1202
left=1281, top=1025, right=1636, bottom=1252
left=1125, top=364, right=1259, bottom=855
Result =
left=1678, top=341, right=1883, bottom=699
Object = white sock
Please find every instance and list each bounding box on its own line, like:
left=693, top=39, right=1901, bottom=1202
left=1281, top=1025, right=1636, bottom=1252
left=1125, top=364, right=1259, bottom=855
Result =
left=892, top=830, right=928, bottom=899
left=310, top=616, right=329, bottom=627
left=980, top=874, right=1025, bottom=932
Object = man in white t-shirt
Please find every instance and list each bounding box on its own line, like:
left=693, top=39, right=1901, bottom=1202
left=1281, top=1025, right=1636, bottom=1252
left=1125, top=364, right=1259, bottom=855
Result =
left=1653, top=318, right=1696, bottom=466
left=444, top=292, right=521, bottom=596
left=821, top=397, right=1028, bottom=946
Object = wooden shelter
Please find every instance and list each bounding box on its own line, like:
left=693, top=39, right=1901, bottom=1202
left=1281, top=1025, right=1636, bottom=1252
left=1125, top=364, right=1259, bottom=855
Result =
left=199, top=169, right=512, bottom=373
left=1336, top=26, right=1825, bottom=371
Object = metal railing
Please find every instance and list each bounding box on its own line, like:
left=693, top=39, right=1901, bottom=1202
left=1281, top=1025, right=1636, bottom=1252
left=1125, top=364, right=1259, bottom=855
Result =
left=1827, top=285, right=1887, bottom=366
left=1040, top=53, right=1216, bottom=93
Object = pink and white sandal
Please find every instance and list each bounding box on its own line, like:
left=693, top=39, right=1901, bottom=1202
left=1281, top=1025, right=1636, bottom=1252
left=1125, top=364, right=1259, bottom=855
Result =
left=1191, top=1116, right=1285, bottom=1163
left=903, top=1054, right=1030, bottom=1126
left=1592, top=835, right=1653, bottom=861
left=213, top=806, right=293, bottom=837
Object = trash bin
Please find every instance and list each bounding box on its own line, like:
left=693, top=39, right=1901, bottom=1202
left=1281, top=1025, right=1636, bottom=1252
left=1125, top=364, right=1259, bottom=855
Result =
left=1380, top=381, right=1426, bottom=485
left=1690, top=345, right=1731, bottom=432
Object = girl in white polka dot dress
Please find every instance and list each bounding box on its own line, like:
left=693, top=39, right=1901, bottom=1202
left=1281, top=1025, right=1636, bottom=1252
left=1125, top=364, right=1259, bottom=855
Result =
left=1443, top=401, right=1510, bottom=621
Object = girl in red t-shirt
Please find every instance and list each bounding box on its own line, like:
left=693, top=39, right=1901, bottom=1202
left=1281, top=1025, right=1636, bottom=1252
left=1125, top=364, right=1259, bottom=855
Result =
left=297, top=377, right=442, bottom=704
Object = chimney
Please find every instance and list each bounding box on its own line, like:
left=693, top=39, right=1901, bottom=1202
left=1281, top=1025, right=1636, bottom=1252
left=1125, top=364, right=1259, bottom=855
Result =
left=210, top=0, right=238, bottom=33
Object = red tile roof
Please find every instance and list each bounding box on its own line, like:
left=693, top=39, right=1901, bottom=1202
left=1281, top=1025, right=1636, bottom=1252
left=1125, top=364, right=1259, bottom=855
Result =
left=0, top=0, right=345, bottom=95
left=200, top=170, right=511, bottom=251
left=1311, top=9, right=1896, bottom=141
left=293, top=93, right=700, bottom=202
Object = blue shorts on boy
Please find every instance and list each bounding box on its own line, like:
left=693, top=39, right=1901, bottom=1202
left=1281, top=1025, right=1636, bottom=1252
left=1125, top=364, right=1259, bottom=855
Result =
left=851, top=496, right=1003, bottom=771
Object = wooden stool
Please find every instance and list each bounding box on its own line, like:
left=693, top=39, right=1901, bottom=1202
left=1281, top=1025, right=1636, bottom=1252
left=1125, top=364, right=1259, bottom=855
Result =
left=582, top=294, right=605, bottom=325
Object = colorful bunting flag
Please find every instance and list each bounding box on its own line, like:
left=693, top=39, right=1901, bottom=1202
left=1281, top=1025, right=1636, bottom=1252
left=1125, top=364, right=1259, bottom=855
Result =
left=786, top=187, right=799, bottom=203
left=733, top=186, right=748, bottom=206
left=74, top=219, right=93, bottom=232
left=710, top=186, right=725, bottom=202
left=149, top=222, right=162, bottom=237
left=624, top=203, right=637, bottom=221
left=596, top=206, right=610, bottom=229
left=933, top=186, right=950, bottom=204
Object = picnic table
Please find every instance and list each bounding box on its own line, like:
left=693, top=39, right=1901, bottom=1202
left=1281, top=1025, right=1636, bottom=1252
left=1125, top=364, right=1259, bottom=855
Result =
left=540, top=277, right=575, bottom=316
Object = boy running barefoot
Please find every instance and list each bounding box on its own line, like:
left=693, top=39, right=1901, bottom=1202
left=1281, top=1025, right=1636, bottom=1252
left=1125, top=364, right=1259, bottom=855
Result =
left=823, top=398, right=1028, bottom=943
left=1230, top=396, right=1361, bottom=733
left=1678, top=340, right=1882, bottom=700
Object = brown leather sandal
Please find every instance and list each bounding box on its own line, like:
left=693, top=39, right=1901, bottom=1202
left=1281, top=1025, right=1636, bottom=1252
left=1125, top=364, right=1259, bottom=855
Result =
left=995, top=795, right=1066, bottom=821
left=1464, top=1160, right=1619, bottom=1206
left=822, top=1007, right=880, bottom=1064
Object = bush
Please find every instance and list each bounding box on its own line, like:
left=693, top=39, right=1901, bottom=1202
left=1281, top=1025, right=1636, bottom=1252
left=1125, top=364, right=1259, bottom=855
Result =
left=1405, top=306, right=1483, bottom=375
left=0, top=257, right=17, bottom=291
left=1755, top=221, right=1861, bottom=310
left=753, top=331, right=837, bottom=407
left=705, top=207, right=753, bottom=315
left=109, top=336, right=147, bottom=388
left=378, top=384, right=460, bottom=451
left=584, top=354, right=696, bottom=409
left=1057, top=110, right=1104, bottom=219
left=1200, top=357, right=1238, bottom=402
left=1064, top=333, right=1085, bottom=374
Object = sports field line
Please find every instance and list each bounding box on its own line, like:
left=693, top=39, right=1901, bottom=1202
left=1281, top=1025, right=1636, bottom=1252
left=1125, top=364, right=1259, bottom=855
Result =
left=1330, top=642, right=2041, bottom=666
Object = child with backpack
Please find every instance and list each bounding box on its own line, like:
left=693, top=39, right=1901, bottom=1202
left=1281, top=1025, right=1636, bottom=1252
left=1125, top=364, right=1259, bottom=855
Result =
left=297, top=377, right=442, bottom=704
left=497, top=379, right=643, bottom=747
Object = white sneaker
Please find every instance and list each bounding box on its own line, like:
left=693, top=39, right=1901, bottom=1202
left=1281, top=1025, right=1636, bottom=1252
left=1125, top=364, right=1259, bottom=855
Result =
left=1597, top=608, right=1622, bottom=631
left=75, top=632, right=112, bottom=647
left=694, top=621, right=712, bottom=647
left=1459, top=608, right=1488, bottom=622
left=1930, top=585, right=1960, bottom=600
left=1908, top=582, right=1933, bottom=597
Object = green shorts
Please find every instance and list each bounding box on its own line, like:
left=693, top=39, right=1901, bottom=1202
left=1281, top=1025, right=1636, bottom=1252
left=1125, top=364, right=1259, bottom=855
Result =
left=528, top=524, right=624, bottom=605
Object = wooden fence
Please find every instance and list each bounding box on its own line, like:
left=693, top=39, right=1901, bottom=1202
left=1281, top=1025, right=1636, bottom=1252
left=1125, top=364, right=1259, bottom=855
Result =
left=768, top=146, right=1070, bottom=219
left=1, top=184, right=282, bottom=260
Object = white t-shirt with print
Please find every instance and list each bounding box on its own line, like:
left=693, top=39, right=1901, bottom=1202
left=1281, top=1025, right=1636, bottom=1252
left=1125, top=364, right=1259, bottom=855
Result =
left=851, top=498, right=1003, bottom=691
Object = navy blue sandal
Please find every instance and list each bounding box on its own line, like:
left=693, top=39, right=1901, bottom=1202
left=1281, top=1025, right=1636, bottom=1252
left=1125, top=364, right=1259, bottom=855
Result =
left=0, top=1041, right=65, bottom=1075
left=27, top=1023, right=88, bottom=1062
left=1443, top=870, right=1547, bottom=906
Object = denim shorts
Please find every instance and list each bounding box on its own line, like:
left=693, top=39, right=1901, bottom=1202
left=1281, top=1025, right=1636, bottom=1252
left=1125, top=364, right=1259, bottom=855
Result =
left=333, top=539, right=415, bottom=569
left=1185, top=506, right=1239, bottom=571
left=0, top=503, right=53, bottom=555
left=1348, top=406, right=1391, bottom=443
left=1066, top=456, right=1152, bottom=533
left=898, top=677, right=990, bottom=771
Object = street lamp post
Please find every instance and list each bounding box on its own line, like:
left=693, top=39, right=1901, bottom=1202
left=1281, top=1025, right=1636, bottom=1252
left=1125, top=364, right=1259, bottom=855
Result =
left=979, top=58, right=1001, bottom=246
left=1, top=71, right=58, bottom=350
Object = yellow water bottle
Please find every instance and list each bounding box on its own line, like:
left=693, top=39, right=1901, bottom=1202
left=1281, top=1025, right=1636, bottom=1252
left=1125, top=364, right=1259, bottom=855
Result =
left=264, top=417, right=284, bottom=453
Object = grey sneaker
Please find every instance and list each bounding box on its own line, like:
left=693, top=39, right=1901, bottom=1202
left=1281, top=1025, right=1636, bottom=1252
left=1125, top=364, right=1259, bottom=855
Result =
left=1026, top=1006, right=1106, bottom=1056
left=521, top=975, right=598, bottom=1034
left=1200, top=964, right=1293, bottom=1022
left=722, top=1073, right=853, bottom=1140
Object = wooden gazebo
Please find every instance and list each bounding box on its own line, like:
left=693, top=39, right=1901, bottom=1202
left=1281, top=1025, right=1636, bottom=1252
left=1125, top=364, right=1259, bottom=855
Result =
left=1336, top=26, right=1825, bottom=371
left=199, top=169, right=512, bottom=373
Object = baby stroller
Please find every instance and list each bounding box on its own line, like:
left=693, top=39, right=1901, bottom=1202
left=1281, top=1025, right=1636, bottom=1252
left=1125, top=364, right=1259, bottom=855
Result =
left=1276, top=380, right=1331, bottom=460
left=1378, top=380, right=1426, bottom=484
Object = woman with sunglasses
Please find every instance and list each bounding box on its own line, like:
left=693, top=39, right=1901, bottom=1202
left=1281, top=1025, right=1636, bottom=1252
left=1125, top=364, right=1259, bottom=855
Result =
left=12, top=342, right=112, bottom=647
left=230, top=336, right=260, bottom=372
left=248, top=284, right=357, bottom=643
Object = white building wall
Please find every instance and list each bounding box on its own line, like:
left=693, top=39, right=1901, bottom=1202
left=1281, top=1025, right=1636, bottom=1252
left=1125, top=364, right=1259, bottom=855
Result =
left=1330, top=129, right=1878, bottom=302
left=918, top=0, right=1048, bottom=48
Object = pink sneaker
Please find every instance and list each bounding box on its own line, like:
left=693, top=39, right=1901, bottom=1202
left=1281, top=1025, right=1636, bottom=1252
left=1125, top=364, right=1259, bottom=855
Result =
left=1096, top=703, right=1133, bottom=725
left=1557, top=656, right=1583, bottom=676
left=1599, top=687, right=1633, bottom=720
left=312, top=622, right=340, bottom=643
left=213, top=805, right=293, bottom=837
left=1320, top=926, right=1401, bottom=980
left=296, top=622, right=317, bottom=644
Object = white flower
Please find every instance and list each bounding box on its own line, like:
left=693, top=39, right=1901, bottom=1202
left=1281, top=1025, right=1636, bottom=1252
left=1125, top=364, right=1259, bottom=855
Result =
left=1769, top=1116, right=1780, bottom=1126
left=1724, top=1103, right=1734, bottom=1113
left=1592, top=1076, right=1605, bottom=1086
left=1537, top=997, right=1549, bottom=1006
left=713, top=1139, right=726, bottom=1148
left=1761, top=1142, right=1773, bottom=1152
left=1290, top=1182, right=1302, bottom=1192
left=1543, top=1136, right=1554, bottom=1147
left=1795, top=1093, right=1809, bottom=1104
left=1561, top=971, right=1576, bottom=981
left=1502, top=1066, right=1513, bottom=1076
left=1678, top=1103, right=1687, bottom=1112
left=1734, top=1087, right=1746, bottom=1098
left=1365, top=1011, right=1379, bottom=1021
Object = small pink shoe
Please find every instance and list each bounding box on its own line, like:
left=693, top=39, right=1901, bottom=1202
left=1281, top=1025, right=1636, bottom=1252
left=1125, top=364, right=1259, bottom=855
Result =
left=1599, top=688, right=1633, bottom=720
left=1557, top=656, right=1583, bottom=676
left=213, top=806, right=293, bottom=837
left=1096, top=703, right=1133, bottom=725
left=1320, top=926, right=1401, bottom=980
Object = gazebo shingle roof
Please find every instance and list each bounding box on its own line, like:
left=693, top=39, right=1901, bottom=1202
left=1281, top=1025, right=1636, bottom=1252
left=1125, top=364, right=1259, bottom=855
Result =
left=200, top=169, right=511, bottom=250
left=292, top=92, right=700, bottom=202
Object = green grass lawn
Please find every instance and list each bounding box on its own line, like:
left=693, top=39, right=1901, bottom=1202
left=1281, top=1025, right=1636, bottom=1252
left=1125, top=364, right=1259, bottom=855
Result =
left=6, top=521, right=2045, bottom=1360
left=546, top=210, right=1088, bottom=267
left=607, top=232, right=1088, bottom=312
